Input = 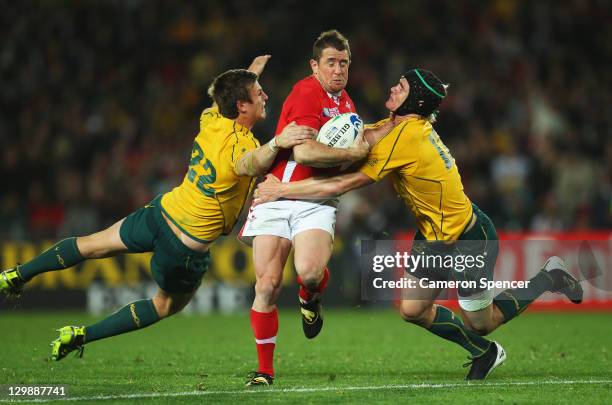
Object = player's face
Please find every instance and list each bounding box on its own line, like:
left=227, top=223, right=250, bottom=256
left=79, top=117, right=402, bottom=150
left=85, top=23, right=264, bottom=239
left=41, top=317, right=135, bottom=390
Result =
left=310, top=47, right=350, bottom=94
left=385, top=77, right=410, bottom=112
left=245, top=80, right=268, bottom=122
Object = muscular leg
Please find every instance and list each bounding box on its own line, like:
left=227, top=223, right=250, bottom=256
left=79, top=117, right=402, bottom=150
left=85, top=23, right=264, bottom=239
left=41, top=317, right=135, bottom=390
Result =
left=460, top=303, right=506, bottom=336
left=252, top=235, right=292, bottom=312
left=399, top=274, right=492, bottom=358
left=16, top=219, right=129, bottom=282
left=292, top=229, right=333, bottom=296
left=250, top=235, right=292, bottom=377
left=152, top=289, right=195, bottom=319
left=398, top=275, right=441, bottom=328
left=84, top=288, right=192, bottom=344
left=291, top=229, right=333, bottom=339
left=76, top=219, right=130, bottom=259
left=462, top=256, right=581, bottom=335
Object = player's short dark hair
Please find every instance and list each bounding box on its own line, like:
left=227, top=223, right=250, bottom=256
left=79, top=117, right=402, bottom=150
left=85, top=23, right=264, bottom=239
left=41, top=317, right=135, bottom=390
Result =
left=207, top=69, right=258, bottom=119
left=312, top=29, right=351, bottom=62
left=395, top=68, right=447, bottom=118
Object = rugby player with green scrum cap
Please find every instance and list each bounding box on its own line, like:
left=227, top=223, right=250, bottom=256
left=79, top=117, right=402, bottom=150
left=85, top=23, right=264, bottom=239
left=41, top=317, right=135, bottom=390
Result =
left=253, top=67, right=585, bottom=380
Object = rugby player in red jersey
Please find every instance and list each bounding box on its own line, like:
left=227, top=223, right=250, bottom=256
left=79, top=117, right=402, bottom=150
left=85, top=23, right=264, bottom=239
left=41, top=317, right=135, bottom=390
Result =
left=241, top=30, right=370, bottom=386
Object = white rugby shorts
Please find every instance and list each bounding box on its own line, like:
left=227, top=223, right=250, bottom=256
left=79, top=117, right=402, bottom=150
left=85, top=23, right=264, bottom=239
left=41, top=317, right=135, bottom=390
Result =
left=238, top=199, right=337, bottom=246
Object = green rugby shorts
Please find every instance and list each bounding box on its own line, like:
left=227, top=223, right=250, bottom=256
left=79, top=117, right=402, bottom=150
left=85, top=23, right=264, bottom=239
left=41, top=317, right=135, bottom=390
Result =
left=119, top=195, right=211, bottom=294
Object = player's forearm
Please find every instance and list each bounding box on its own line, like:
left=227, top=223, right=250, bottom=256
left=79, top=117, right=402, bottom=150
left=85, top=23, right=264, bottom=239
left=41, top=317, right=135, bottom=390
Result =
left=236, top=141, right=278, bottom=177
left=247, top=55, right=271, bottom=78
left=279, top=171, right=370, bottom=199
left=293, top=141, right=361, bottom=168
left=278, top=177, right=343, bottom=199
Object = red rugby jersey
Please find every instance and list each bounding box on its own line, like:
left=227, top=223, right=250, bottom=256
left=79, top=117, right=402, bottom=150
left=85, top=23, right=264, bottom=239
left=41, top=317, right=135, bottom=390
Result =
left=269, top=75, right=356, bottom=182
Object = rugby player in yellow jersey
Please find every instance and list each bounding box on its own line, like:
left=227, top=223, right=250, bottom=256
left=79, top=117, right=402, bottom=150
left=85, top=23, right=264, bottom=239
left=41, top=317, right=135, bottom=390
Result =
left=0, top=55, right=315, bottom=361
left=253, top=68, right=584, bottom=380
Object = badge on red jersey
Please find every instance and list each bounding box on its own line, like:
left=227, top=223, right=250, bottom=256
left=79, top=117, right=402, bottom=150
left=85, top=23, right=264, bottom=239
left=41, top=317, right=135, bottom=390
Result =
left=323, top=107, right=340, bottom=117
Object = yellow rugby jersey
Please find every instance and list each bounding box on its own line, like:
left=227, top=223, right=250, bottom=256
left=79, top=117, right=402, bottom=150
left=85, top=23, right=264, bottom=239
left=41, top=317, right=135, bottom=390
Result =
left=359, top=117, right=473, bottom=241
left=161, top=106, right=260, bottom=242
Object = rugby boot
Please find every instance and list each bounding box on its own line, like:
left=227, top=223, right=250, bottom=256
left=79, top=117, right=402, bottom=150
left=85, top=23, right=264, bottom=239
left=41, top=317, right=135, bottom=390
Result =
left=0, top=267, right=24, bottom=300
left=245, top=371, right=274, bottom=386
left=543, top=256, right=583, bottom=304
left=465, top=341, right=506, bottom=380
left=51, top=326, right=85, bottom=361
left=300, top=296, right=323, bottom=339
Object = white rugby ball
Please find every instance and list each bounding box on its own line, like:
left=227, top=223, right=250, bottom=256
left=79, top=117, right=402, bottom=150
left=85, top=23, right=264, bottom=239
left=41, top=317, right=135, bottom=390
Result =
left=316, top=113, right=363, bottom=148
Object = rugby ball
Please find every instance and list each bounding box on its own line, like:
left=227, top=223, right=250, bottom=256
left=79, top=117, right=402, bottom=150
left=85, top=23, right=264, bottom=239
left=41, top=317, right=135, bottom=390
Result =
left=316, top=113, right=363, bottom=148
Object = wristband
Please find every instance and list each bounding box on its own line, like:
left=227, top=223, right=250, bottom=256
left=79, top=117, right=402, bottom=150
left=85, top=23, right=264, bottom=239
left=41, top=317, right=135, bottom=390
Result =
left=268, top=137, right=279, bottom=152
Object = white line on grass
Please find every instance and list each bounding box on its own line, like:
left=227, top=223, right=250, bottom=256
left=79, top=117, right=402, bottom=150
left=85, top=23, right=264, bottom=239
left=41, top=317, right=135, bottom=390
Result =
left=1, top=379, right=610, bottom=403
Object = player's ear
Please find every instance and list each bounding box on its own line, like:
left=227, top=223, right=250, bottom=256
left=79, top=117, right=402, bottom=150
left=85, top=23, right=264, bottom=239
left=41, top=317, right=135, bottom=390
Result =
left=310, top=59, right=318, bottom=75
left=236, top=99, right=248, bottom=114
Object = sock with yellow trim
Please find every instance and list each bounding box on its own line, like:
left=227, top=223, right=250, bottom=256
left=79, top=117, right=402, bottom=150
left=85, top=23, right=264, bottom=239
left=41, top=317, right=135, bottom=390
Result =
left=84, top=299, right=160, bottom=344
left=17, top=238, right=85, bottom=282
left=428, top=305, right=491, bottom=357
left=493, top=270, right=553, bottom=323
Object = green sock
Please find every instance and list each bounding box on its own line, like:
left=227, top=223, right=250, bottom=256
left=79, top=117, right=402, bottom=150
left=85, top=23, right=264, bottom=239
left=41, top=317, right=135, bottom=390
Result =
left=493, top=270, right=553, bottom=323
left=18, top=238, right=85, bottom=282
left=84, top=299, right=160, bottom=344
left=428, top=305, right=492, bottom=357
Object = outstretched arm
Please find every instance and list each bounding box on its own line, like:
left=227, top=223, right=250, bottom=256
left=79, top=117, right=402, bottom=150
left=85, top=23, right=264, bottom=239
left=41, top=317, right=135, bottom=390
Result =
left=212, top=55, right=272, bottom=110
left=292, top=117, right=395, bottom=168
left=235, top=55, right=317, bottom=177
left=235, top=122, right=315, bottom=177
left=247, top=55, right=272, bottom=77
left=254, top=172, right=374, bottom=203
left=292, top=135, right=369, bottom=168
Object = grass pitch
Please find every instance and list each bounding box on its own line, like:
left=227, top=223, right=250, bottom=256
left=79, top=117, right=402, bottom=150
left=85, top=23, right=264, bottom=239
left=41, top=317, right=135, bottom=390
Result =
left=0, top=309, right=610, bottom=404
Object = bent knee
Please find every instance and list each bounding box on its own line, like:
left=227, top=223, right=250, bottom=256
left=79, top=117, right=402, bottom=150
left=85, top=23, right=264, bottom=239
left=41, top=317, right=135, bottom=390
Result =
left=153, top=296, right=190, bottom=319
left=298, top=273, right=322, bottom=290
left=294, top=262, right=324, bottom=288
left=152, top=297, right=171, bottom=318
left=399, top=302, right=432, bottom=325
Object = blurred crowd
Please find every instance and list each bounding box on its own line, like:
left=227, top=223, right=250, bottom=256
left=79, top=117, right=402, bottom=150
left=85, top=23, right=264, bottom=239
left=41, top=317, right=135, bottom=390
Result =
left=1, top=0, right=610, bottom=242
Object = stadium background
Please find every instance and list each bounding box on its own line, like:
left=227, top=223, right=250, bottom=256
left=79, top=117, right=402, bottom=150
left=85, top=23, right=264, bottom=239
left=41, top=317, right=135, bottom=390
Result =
left=0, top=0, right=610, bottom=313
